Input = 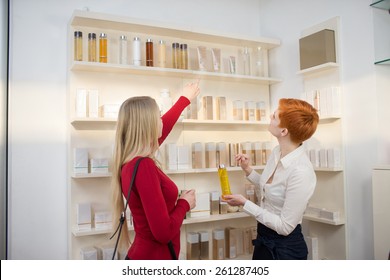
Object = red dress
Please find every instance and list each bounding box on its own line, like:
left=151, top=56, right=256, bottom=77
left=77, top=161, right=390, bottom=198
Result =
left=121, top=96, right=190, bottom=260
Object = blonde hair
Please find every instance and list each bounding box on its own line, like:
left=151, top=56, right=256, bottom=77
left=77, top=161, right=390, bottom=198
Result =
left=111, top=96, right=161, bottom=251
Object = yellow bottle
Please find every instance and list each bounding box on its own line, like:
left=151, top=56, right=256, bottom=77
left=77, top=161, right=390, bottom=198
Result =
left=218, top=164, right=232, bottom=199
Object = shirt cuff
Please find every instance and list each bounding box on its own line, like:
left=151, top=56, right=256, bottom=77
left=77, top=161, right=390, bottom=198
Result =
left=243, top=199, right=261, bottom=217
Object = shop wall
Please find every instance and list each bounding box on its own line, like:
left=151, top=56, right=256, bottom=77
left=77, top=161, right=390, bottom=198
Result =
left=258, top=0, right=387, bottom=259
left=9, top=0, right=388, bottom=260
left=8, top=0, right=262, bottom=259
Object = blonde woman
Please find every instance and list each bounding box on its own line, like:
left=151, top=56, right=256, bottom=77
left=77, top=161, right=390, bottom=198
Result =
left=112, top=81, right=200, bottom=260
left=225, top=98, right=319, bottom=260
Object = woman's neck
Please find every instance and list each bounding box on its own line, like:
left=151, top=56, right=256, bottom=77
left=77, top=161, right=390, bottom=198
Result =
left=278, top=138, right=301, bottom=158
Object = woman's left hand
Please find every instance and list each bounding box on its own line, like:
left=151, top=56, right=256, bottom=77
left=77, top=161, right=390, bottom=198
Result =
left=223, top=194, right=247, bottom=207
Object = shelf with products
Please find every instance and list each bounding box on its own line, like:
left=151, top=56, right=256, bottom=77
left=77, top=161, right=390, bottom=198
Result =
left=297, top=17, right=347, bottom=260
left=72, top=211, right=251, bottom=237
left=71, top=61, right=282, bottom=85
left=68, top=10, right=280, bottom=260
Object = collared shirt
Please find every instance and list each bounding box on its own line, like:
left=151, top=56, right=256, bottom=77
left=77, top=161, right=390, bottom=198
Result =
left=243, top=145, right=316, bottom=236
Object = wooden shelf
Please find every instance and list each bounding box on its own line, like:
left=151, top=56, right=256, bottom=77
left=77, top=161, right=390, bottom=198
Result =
left=303, top=214, right=345, bottom=225
left=71, top=61, right=282, bottom=85
left=72, top=212, right=251, bottom=237
left=71, top=173, right=112, bottom=179
left=297, top=62, right=339, bottom=76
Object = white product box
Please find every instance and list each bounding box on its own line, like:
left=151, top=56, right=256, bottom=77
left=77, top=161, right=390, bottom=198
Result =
left=100, top=104, right=120, bottom=118
left=73, top=148, right=88, bottom=174
left=76, top=88, right=87, bottom=118
left=177, top=145, right=190, bottom=170
left=166, top=143, right=177, bottom=170
left=77, top=202, right=91, bottom=231
left=305, top=205, right=322, bottom=217
left=216, top=142, right=227, bottom=166
left=80, top=246, right=98, bottom=260
left=94, top=211, right=112, bottom=229
left=189, top=192, right=210, bottom=218
left=319, top=148, right=328, bottom=168
left=305, top=236, right=319, bottom=260
left=96, top=244, right=117, bottom=260
left=309, top=149, right=320, bottom=168
left=90, top=158, right=109, bottom=174
left=327, top=148, right=341, bottom=168
left=320, top=208, right=340, bottom=221
left=88, top=89, right=99, bottom=118
left=205, top=142, right=216, bottom=168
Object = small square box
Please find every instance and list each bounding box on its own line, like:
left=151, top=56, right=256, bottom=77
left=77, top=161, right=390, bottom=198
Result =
left=299, top=29, right=336, bottom=70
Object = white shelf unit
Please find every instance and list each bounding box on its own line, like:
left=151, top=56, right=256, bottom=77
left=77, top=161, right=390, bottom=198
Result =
left=68, top=10, right=281, bottom=260
left=371, top=165, right=390, bottom=260
left=298, top=17, right=347, bottom=260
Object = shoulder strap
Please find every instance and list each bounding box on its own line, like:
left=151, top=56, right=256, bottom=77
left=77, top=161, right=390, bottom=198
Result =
left=110, top=157, right=145, bottom=260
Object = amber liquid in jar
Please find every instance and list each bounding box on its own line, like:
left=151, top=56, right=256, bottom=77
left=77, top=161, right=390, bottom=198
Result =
left=99, top=33, right=107, bottom=63
left=74, top=31, right=83, bottom=61
left=88, top=33, right=96, bottom=62
left=146, top=39, right=154, bottom=66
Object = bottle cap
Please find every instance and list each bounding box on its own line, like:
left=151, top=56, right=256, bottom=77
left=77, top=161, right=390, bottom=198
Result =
left=134, top=37, right=140, bottom=41
left=100, top=33, right=107, bottom=38
left=172, top=42, right=179, bottom=48
left=88, top=33, right=96, bottom=39
left=180, top=44, right=188, bottom=49
left=120, top=35, right=127, bottom=40
left=74, top=31, right=82, bottom=37
left=147, top=38, right=153, bottom=42
left=218, top=164, right=226, bottom=169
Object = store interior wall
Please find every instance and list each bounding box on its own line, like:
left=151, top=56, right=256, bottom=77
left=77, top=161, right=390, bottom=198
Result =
left=1, top=0, right=8, bottom=260
left=8, top=0, right=388, bottom=259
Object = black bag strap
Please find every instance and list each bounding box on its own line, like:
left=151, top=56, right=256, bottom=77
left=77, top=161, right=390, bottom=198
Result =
left=110, top=157, right=144, bottom=260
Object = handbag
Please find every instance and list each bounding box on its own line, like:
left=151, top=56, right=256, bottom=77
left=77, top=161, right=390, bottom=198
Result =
left=110, top=157, right=177, bottom=260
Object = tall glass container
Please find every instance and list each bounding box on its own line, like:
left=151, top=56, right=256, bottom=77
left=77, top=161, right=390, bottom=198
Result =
left=180, top=43, right=188, bottom=69
left=99, top=33, right=107, bottom=63
left=74, top=31, right=83, bottom=61
left=133, top=37, right=141, bottom=66
left=218, top=164, right=232, bottom=199
left=172, top=42, right=179, bottom=69
left=87, top=33, right=96, bottom=62
left=119, top=35, right=127, bottom=64
left=255, top=46, right=263, bottom=77
left=243, top=47, right=251, bottom=75
left=158, top=40, right=166, bottom=68
left=146, top=38, right=154, bottom=67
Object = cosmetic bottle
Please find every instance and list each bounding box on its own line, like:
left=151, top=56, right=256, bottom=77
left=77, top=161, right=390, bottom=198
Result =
left=218, top=164, right=232, bottom=199
left=180, top=44, right=188, bottom=69
left=87, top=33, right=96, bottom=62
left=159, top=89, right=172, bottom=115
left=172, top=42, right=180, bottom=69
left=99, top=33, right=107, bottom=63
left=199, top=231, right=210, bottom=260
left=133, top=37, right=141, bottom=66
left=119, top=35, right=127, bottom=64
left=158, top=40, right=166, bottom=68
left=74, top=31, right=83, bottom=61
left=146, top=38, right=154, bottom=66
left=243, top=47, right=251, bottom=75
left=255, top=46, right=263, bottom=76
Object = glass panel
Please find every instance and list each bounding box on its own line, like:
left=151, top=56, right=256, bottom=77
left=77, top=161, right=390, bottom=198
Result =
left=370, top=0, right=390, bottom=10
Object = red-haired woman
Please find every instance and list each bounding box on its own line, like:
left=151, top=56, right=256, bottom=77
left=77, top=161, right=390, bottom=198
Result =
left=224, top=98, right=319, bottom=260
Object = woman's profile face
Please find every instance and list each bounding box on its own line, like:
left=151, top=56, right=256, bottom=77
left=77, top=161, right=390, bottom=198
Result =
left=268, top=109, right=281, bottom=137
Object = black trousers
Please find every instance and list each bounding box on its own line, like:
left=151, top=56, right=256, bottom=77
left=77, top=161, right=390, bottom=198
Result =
left=252, top=223, right=308, bottom=260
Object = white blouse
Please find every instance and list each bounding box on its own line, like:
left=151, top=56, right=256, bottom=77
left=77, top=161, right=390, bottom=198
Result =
left=243, top=145, right=316, bottom=236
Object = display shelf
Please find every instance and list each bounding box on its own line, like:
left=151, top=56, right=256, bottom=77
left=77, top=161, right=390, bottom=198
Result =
left=71, top=173, right=112, bottom=179
left=68, top=10, right=280, bottom=259
left=71, top=61, right=282, bottom=85
left=297, top=62, right=339, bottom=76
left=370, top=0, right=390, bottom=10
left=374, top=58, right=390, bottom=65
left=71, top=118, right=270, bottom=130
left=303, top=214, right=345, bottom=226
left=72, top=212, right=251, bottom=237
left=70, top=10, right=281, bottom=50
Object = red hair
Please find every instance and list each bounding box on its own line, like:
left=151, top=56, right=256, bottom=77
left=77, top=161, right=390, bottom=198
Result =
left=278, top=98, right=319, bottom=144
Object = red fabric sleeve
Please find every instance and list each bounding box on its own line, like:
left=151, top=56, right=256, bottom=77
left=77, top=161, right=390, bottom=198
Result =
left=132, top=158, right=190, bottom=244
left=158, top=96, right=190, bottom=145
